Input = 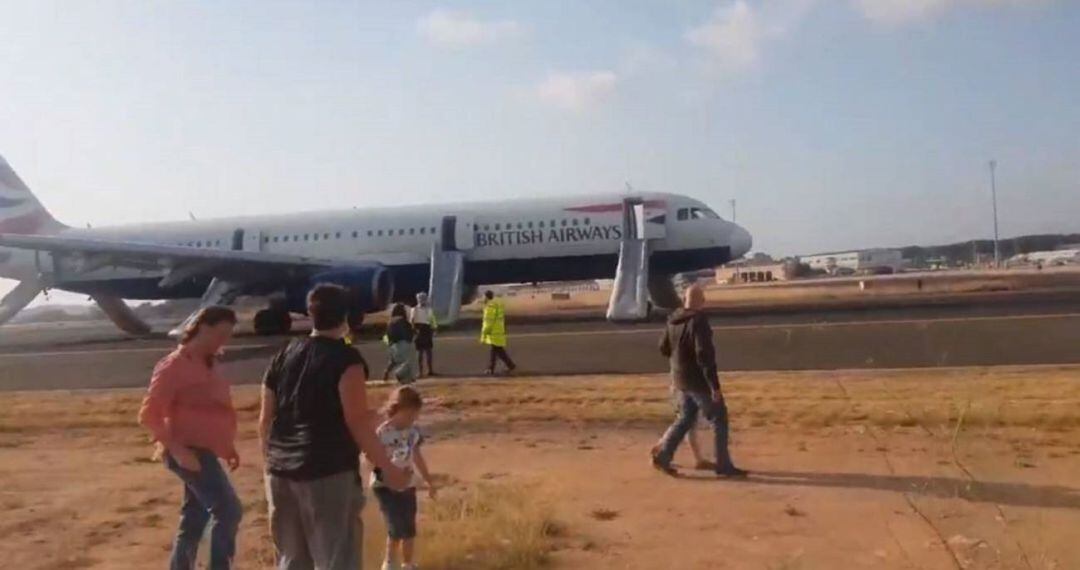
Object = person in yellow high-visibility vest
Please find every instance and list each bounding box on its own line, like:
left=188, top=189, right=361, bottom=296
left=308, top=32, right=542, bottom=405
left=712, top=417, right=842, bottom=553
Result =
left=480, top=290, right=516, bottom=375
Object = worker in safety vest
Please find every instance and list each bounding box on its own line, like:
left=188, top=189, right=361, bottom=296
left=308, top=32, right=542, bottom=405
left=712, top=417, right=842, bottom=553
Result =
left=480, top=290, right=516, bottom=375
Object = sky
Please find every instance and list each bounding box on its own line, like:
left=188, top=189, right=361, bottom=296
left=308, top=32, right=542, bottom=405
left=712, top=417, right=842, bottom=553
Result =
left=1, top=0, right=1077, bottom=267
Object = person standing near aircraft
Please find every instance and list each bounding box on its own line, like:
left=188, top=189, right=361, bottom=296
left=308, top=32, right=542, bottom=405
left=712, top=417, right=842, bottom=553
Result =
left=652, top=284, right=747, bottom=479
left=259, top=284, right=410, bottom=569
left=410, top=292, right=438, bottom=377
left=138, top=306, right=243, bottom=570
left=383, top=303, right=418, bottom=383
left=480, top=290, right=516, bottom=375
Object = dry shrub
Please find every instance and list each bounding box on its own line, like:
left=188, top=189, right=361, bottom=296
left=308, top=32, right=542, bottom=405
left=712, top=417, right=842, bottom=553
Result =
left=416, top=483, right=561, bottom=570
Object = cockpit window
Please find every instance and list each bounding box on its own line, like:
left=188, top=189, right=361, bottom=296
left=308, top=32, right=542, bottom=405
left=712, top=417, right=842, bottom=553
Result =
left=690, top=207, right=720, bottom=220
left=677, top=208, right=689, bottom=221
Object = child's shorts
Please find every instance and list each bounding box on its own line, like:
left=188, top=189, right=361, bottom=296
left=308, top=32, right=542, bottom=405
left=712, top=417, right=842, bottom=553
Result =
left=373, top=486, right=418, bottom=539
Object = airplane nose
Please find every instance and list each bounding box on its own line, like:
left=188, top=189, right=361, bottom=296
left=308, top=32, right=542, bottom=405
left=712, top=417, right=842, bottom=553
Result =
left=730, top=224, right=752, bottom=259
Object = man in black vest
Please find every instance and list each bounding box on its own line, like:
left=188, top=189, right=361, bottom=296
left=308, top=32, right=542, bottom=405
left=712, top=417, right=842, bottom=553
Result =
left=260, top=284, right=410, bottom=569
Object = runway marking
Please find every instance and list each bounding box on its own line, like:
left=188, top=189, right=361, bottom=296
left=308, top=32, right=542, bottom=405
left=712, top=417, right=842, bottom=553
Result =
left=1, top=312, right=1077, bottom=360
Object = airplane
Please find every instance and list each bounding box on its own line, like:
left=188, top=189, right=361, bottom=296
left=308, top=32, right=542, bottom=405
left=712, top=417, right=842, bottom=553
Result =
left=0, top=154, right=752, bottom=335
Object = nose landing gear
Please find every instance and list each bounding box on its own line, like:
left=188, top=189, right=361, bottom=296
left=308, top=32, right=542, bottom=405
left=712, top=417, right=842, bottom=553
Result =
left=254, top=299, right=292, bottom=336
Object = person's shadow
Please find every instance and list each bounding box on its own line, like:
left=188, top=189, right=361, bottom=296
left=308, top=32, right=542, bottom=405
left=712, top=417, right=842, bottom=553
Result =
left=679, top=469, right=1080, bottom=510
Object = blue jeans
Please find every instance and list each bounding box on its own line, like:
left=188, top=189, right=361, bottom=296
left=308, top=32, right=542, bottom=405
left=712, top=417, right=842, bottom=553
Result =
left=165, top=449, right=243, bottom=570
left=656, top=389, right=736, bottom=473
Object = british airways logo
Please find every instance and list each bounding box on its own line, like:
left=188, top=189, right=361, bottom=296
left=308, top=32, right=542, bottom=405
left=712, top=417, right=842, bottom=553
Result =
left=475, top=224, right=623, bottom=248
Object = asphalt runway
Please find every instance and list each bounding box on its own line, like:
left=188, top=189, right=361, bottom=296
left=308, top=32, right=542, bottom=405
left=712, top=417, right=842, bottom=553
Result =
left=1, top=298, right=1078, bottom=391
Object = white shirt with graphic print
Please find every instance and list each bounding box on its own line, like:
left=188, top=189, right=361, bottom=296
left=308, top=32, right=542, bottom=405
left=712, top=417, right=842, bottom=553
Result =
left=370, top=420, right=424, bottom=489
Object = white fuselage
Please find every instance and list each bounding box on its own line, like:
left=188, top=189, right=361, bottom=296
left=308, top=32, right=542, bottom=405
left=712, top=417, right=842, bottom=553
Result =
left=0, top=192, right=751, bottom=299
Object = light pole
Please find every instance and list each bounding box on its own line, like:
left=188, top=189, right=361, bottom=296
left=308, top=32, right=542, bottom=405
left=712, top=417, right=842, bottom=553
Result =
left=729, top=198, right=739, bottom=283
left=989, top=160, right=1000, bottom=268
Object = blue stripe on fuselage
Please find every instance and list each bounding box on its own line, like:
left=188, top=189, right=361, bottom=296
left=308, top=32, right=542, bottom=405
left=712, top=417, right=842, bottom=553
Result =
left=55, top=246, right=732, bottom=303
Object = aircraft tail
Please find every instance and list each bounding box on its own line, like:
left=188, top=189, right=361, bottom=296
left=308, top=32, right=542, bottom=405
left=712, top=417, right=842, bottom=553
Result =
left=0, top=155, right=67, bottom=235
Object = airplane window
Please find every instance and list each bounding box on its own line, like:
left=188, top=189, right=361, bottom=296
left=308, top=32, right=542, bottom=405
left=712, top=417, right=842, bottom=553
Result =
left=495, top=224, right=500, bottom=231
left=351, top=231, right=357, bottom=238
left=430, top=227, right=436, bottom=234
left=377, top=230, right=383, bottom=236
left=262, top=237, right=269, bottom=244
left=483, top=225, right=490, bottom=231
left=398, top=229, right=404, bottom=236
left=336, top=232, right=341, bottom=239
left=294, top=235, right=299, bottom=241
left=527, top=221, right=533, bottom=229
left=409, top=228, right=415, bottom=235
left=367, top=230, right=373, bottom=237
left=273, top=237, right=279, bottom=242
left=572, top=219, right=579, bottom=226
left=313, top=234, right=319, bottom=241
left=516, top=223, right=523, bottom=230
left=561, top=219, right=567, bottom=227
left=550, top=220, right=556, bottom=227
left=419, top=228, right=425, bottom=235
left=196, top=241, right=202, bottom=247
left=539, top=221, right=545, bottom=228
left=677, top=208, right=689, bottom=221
left=584, top=218, right=591, bottom=225
left=216, top=240, right=221, bottom=246
left=303, top=234, right=309, bottom=240
left=323, top=233, right=330, bottom=240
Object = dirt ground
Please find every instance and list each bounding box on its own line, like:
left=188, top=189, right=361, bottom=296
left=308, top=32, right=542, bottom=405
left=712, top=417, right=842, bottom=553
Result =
left=2, top=367, right=1080, bottom=569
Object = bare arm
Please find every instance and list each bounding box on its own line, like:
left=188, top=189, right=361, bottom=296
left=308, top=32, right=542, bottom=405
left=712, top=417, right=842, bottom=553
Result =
left=414, top=445, right=434, bottom=487
left=258, top=387, right=276, bottom=457
left=339, top=363, right=396, bottom=472
left=414, top=444, right=437, bottom=498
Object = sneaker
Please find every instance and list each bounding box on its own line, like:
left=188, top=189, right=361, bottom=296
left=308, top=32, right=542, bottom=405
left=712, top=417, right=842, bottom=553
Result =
left=381, top=562, right=397, bottom=570
left=650, top=454, right=678, bottom=477
left=716, top=466, right=749, bottom=479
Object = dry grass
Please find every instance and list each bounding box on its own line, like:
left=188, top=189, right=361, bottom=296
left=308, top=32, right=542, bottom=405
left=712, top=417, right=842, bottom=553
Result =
left=1, top=366, right=1080, bottom=569
left=3, top=367, right=1079, bottom=441
left=417, top=483, right=562, bottom=570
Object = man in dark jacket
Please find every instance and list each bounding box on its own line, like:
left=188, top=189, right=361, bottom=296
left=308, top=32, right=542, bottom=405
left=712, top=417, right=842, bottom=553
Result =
left=653, top=284, right=747, bottom=478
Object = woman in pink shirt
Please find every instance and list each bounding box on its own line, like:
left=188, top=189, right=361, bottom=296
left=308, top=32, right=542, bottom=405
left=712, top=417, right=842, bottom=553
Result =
left=138, top=306, right=242, bottom=570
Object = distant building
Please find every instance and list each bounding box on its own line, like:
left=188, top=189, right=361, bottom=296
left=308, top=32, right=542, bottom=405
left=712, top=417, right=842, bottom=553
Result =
left=716, top=257, right=797, bottom=284
left=800, top=249, right=903, bottom=275
left=1008, top=249, right=1080, bottom=267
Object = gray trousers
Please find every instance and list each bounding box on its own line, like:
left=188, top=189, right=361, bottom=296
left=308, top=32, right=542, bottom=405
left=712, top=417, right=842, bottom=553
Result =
left=266, top=470, right=366, bottom=570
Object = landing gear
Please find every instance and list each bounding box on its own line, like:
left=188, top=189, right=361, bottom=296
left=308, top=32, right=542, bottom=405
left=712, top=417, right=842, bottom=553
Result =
left=254, top=307, right=292, bottom=336
left=347, top=310, right=365, bottom=335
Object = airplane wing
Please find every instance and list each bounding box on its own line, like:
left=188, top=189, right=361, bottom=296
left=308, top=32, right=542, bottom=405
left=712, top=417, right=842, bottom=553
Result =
left=0, top=233, right=378, bottom=287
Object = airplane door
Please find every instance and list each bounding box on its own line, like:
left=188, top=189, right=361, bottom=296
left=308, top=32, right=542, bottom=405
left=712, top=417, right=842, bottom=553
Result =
left=441, top=215, right=475, bottom=251
left=234, top=228, right=263, bottom=252
left=643, top=200, right=667, bottom=240
left=440, top=216, right=457, bottom=251
left=456, top=216, right=475, bottom=250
